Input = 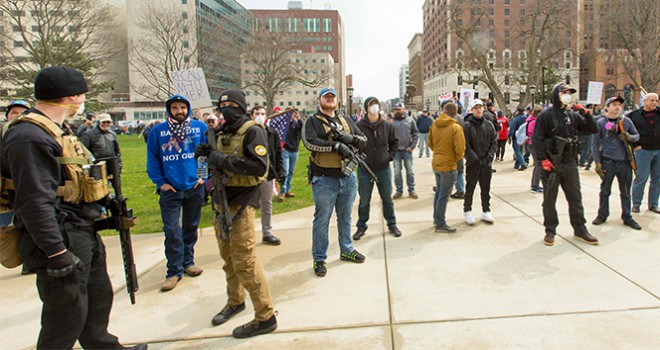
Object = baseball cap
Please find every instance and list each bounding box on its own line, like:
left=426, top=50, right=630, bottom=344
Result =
left=559, top=84, right=577, bottom=94
left=272, top=106, right=282, bottom=113
left=605, top=96, right=624, bottom=106
left=394, top=102, right=405, bottom=109
left=97, top=113, right=112, bottom=123
left=5, top=100, right=30, bottom=118
left=318, top=87, right=337, bottom=98
left=469, top=99, right=485, bottom=110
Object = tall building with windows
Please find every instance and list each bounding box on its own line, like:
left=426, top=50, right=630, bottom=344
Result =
left=422, top=0, right=579, bottom=112
left=408, top=33, right=424, bottom=110
left=249, top=8, right=346, bottom=104
left=399, top=64, right=409, bottom=101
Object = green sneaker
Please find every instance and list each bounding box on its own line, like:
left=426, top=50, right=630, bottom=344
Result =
left=340, top=250, right=366, bottom=263
left=313, top=261, right=327, bottom=277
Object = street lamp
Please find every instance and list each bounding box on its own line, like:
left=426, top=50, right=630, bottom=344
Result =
left=541, top=66, right=548, bottom=105
left=529, top=84, right=536, bottom=106
left=347, top=86, right=354, bottom=117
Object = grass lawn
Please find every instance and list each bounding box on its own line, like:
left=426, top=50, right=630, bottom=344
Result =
left=108, top=134, right=313, bottom=235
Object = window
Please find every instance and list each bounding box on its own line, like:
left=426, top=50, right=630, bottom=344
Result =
left=505, top=92, right=511, bottom=104
left=489, top=19, right=494, bottom=26
left=182, top=12, right=188, bottom=19
left=505, top=0, right=509, bottom=4
left=520, top=0, right=525, bottom=3
left=14, top=40, right=24, bottom=48
left=489, top=0, right=494, bottom=3
left=505, top=19, right=509, bottom=26
left=183, top=56, right=189, bottom=63
left=607, top=67, right=614, bottom=75
left=182, top=41, right=189, bottom=48
left=323, top=18, right=332, bottom=32
left=32, top=25, right=40, bottom=32
left=182, top=0, right=187, bottom=4
left=458, top=76, right=463, bottom=85
left=505, top=9, right=509, bottom=15
left=489, top=8, right=494, bottom=15
left=504, top=75, right=510, bottom=85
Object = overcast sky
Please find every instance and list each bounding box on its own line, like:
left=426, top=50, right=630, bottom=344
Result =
left=238, top=0, right=425, bottom=101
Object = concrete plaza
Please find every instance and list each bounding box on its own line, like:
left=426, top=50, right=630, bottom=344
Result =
left=1, top=156, right=659, bottom=349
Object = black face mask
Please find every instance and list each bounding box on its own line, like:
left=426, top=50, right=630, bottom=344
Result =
left=221, top=106, right=245, bottom=124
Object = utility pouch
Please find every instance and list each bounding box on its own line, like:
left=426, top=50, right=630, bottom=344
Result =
left=82, top=161, right=109, bottom=203
left=0, top=224, right=22, bottom=268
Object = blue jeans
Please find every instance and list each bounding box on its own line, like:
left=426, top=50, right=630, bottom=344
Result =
left=598, top=159, right=633, bottom=222
left=159, top=185, right=204, bottom=278
left=433, top=170, right=457, bottom=227
left=393, top=150, right=415, bottom=194
left=632, top=148, right=660, bottom=208
left=418, top=133, right=430, bottom=157
left=578, top=135, right=592, bottom=165
left=281, top=149, right=299, bottom=194
left=311, top=173, right=357, bottom=261
left=455, top=159, right=465, bottom=193
left=357, top=167, right=396, bottom=230
left=513, top=141, right=527, bottom=168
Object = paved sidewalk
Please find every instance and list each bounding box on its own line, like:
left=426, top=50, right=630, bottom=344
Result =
left=2, top=157, right=659, bottom=349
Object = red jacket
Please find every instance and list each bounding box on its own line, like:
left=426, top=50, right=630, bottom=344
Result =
left=497, top=116, right=509, bottom=140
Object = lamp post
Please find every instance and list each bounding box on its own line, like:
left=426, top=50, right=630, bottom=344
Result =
left=529, top=84, right=536, bottom=106
left=347, top=86, right=354, bottom=117
left=541, top=66, right=547, bottom=105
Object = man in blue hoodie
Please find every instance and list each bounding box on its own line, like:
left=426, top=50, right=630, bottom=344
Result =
left=147, top=95, right=208, bottom=291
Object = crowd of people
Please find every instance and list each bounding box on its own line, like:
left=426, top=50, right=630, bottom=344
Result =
left=0, top=64, right=657, bottom=348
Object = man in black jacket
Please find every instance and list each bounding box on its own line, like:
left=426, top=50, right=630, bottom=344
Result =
left=353, top=97, right=401, bottom=240
left=80, top=113, right=122, bottom=171
left=532, top=83, right=598, bottom=246
left=462, top=99, right=497, bottom=225
left=302, top=87, right=368, bottom=277
left=629, top=92, right=659, bottom=214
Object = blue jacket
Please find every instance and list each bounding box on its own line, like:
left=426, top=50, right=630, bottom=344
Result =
left=146, top=95, right=208, bottom=191
left=416, top=115, right=434, bottom=133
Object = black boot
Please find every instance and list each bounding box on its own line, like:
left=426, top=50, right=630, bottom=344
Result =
left=232, top=315, right=278, bottom=338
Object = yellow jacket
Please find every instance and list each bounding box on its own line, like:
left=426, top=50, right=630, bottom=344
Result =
left=428, top=113, right=466, bottom=172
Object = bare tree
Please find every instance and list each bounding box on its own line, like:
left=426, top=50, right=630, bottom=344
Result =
left=450, top=1, right=574, bottom=110
left=241, top=32, right=329, bottom=113
left=129, top=1, right=198, bottom=101
left=607, top=0, right=660, bottom=92
left=0, top=0, right=119, bottom=99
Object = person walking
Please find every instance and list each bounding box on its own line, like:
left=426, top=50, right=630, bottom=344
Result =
left=628, top=92, right=659, bottom=214
left=591, top=96, right=642, bottom=230
left=495, top=111, right=509, bottom=161
left=279, top=108, right=303, bottom=201
left=302, top=87, right=367, bottom=277
left=416, top=109, right=433, bottom=158
left=80, top=113, right=122, bottom=171
left=532, top=83, right=599, bottom=246
left=509, top=106, right=529, bottom=170
left=462, top=99, right=497, bottom=225
left=147, top=94, right=207, bottom=291
left=0, top=66, right=147, bottom=350
left=526, top=106, right=544, bottom=193
left=353, top=97, right=402, bottom=240
left=194, top=90, right=278, bottom=338
left=391, top=102, right=419, bottom=199
left=428, top=101, right=466, bottom=232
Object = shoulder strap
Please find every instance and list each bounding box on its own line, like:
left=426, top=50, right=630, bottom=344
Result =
left=237, top=120, right=261, bottom=136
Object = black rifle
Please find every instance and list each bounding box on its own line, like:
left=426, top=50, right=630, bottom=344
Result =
left=212, top=170, right=233, bottom=241
left=545, top=137, right=568, bottom=192
left=100, top=157, right=139, bottom=304
left=328, top=122, right=379, bottom=183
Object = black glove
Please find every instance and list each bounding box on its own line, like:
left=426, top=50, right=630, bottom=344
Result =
left=208, top=151, right=228, bottom=167
left=194, top=143, right=212, bottom=159
left=334, top=132, right=354, bottom=145
left=334, top=143, right=352, bottom=159
left=47, top=250, right=84, bottom=278
left=277, top=175, right=286, bottom=185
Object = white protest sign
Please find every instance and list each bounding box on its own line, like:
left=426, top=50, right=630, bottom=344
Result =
left=438, top=92, right=453, bottom=102
left=459, top=88, right=475, bottom=110
left=169, top=68, right=213, bottom=109
left=586, top=81, right=604, bottom=105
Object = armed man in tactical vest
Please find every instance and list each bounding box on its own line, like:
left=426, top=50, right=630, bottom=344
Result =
left=531, top=83, right=598, bottom=247
left=0, top=66, right=146, bottom=350
left=301, top=87, right=368, bottom=278
left=193, top=90, right=277, bottom=339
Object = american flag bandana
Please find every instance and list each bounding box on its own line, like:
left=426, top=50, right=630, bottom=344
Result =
left=163, top=116, right=191, bottom=153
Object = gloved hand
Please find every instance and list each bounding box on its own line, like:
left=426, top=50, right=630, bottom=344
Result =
left=595, top=162, right=606, bottom=177
left=542, top=159, right=555, bottom=172
left=334, top=132, right=354, bottom=145
left=194, top=143, right=212, bottom=159
left=47, top=250, right=84, bottom=278
left=334, top=143, right=352, bottom=159
left=208, top=151, right=228, bottom=167
left=277, top=175, right=286, bottom=186
left=618, top=132, right=633, bottom=142
left=572, top=104, right=588, bottom=116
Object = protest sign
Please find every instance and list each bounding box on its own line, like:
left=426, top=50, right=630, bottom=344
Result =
left=169, top=68, right=213, bottom=110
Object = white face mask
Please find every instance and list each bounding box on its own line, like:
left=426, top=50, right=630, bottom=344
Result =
left=369, top=104, right=380, bottom=115
left=76, top=102, right=85, bottom=116
left=255, top=115, right=266, bottom=125
left=560, top=94, right=572, bottom=106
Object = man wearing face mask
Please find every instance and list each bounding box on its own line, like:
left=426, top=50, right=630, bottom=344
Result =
left=302, top=87, right=368, bottom=277
left=353, top=97, right=401, bottom=240
left=0, top=66, right=147, bottom=349
left=532, top=83, right=598, bottom=246
left=80, top=113, right=122, bottom=172
left=391, top=102, right=419, bottom=199
left=250, top=105, right=283, bottom=245
left=591, top=96, right=641, bottom=230
left=194, top=90, right=277, bottom=338
left=147, top=94, right=208, bottom=292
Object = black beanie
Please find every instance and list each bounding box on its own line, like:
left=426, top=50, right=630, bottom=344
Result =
left=363, top=96, right=379, bottom=110
left=34, top=66, right=88, bottom=100
left=218, top=90, right=247, bottom=113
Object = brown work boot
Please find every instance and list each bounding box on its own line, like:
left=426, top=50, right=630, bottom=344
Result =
left=409, top=192, right=419, bottom=199
left=184, top=265, right=204, bottom=277
left=277, top=194, right=285, bottom=202
left=160, top=276, right=181, bottom=292
left=543, top=231, right=555, bottom=246
left=285, top=192, right=295, bottom=198
left=574, top=231, right=599, bottom=245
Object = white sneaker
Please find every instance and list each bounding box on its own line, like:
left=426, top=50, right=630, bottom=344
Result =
left=464, top=211, right=475, bottom=225
left=481, top=211, right=495, bottom=223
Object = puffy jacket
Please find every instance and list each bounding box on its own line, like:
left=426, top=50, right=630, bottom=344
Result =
left=428, top=113, right=466, bottom=172
left=463, top=113, right=497, bottom=167
left=356, top=116, right=398, bottom=171
left=80, top=126, right=122, bottom=170
left=627, top=107, right=660, bottom=150
left=525, top=115, right=537, bottom=145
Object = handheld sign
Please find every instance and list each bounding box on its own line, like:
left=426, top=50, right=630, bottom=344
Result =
left=586, top=81, right=604, bottom=105
left=169, top=68, right=213, bottom=110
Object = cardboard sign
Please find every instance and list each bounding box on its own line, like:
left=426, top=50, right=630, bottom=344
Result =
left=586, top=81, right=603, bottom=105
left=169, top=68, right=213, bottom=109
